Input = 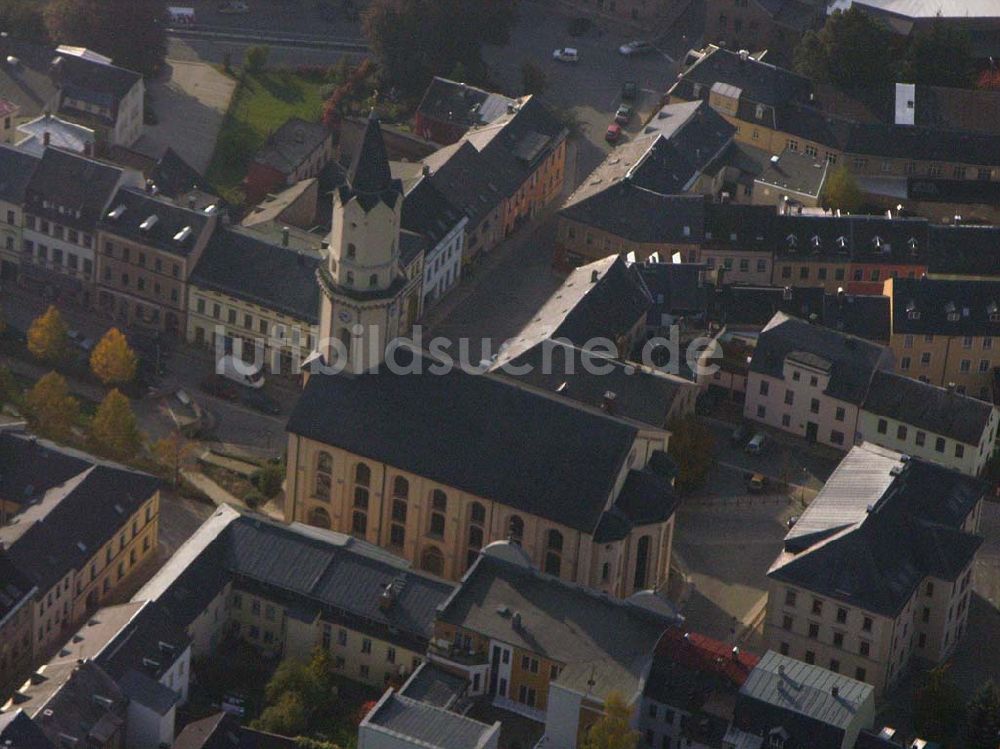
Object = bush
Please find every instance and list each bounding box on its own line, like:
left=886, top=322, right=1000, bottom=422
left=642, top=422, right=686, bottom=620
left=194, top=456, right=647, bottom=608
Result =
left=245, top=45, right=270, bottom=73
left=244, top=489, right=263, bottom=509
left=253, top=460, right=284, bottom=499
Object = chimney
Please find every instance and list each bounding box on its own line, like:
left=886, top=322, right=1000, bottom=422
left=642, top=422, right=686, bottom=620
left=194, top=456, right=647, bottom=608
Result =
left=512, top=612, right=522, bottom=630
left=831, top=685, right=839, bottom=698
left=145, top=179, right=154, bottom=194
left=378, top=585, right=395, bottom=612
left=282, top=226, right=290, bottom=247
left=188, top=195, right=196, bottom=210
left=591, top=269, right=599, bottom=283
left=43, top=130, right=50, bottom=147
left=602, top=390, right=617, bottom=414
left=421, top=164, right=430, bottom=177
left=778, top=664, right=785, bottom=676
left=732, top=646, right=740, bottom=661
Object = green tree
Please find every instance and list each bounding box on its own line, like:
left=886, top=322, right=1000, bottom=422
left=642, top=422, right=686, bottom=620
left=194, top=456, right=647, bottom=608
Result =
left=667, top=415, right=715, bottom=493
left=90, top=389, right=142, bottom=460
left=913, top=663, right=964, bottom=743
left=253, top=691, right=307, bottom=736
left=363, top=0, right=518, bottom=97
left=90, top=327, right=138, bottom=386
left=253, top=459, right=284, bottom=498
left=0, top=366, right=20, bottom=407
left=792, top=7, right=894, bottom=89
left=821, top=165, right=863, bottom=214
left=27, top=305, right=68, bottom=364
left=582, top=692, right=639, bottom=749
left=902, top=18, right=974, bottom=88
left=245, top=45, right=270, bottom=73
left=964, top=680, right=1000, bottom=749
left=0, top=0, right=49, bottom=43
left=521, top=60, right=547, bottom=96
left=43, top=0, right=166, bottom=76
left=25, top=372, right=79, bottom=442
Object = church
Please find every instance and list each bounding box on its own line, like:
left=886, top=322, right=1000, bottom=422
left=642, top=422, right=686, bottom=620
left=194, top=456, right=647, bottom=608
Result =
left=285, top=113, right=680, bottom=599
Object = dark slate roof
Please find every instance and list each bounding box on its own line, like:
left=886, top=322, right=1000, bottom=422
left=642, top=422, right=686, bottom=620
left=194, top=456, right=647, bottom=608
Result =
left=750, top=312, right=891, bottom=404
left=140, top=507, right=454, bottom=650
left=672, top=47, right=812, bottom=109
left=734, top=651, right=873, bottom=749
left=711, top=286, right=826, bottom=329
left=845, top=122, right=1000, bottom=166
left=821, top=293, right=891, bottom=342
left=424, top=140, right=500, bottom=226
left=887, top=277, right=1000, bottom=336
left=756, top=149, right=829, bottom=197
left=24, top=148, right=123, bottom=230
left=768, top=213, right=930, bottom=264
left=559, top=182, right=706, bottom=244
left=288, top=349, right=637, bottom=534
left=253, top=118, right=329, bottom=176
left=0, top=710, right=53, bottom=749
left=704, top=203, right=776, bottom=248
left=593, top=468, right=680, bottom=544
left=365, top=692, right=496, bottom=749
left=401, top=175, right=464, bottom=247
left=770, top=444, right=985, bottom=616
left=190, top=227, right=321, bottom=323
left=0, top=145, right=40, bottom=204
left=639, top=262, right=710, bottom=319
left=0, top=552, right=34, bottom=625
left=415, top=76, right=513, bottom=130
left=398, top=662, right=468, bottom=709
left=496, top=255, right=652, bottom=365
left=927, top=225, right=1000, bottom=277
left=438, top=551, right=675, bottom=699
left=149, top=147, right=210, bottom=199
left=496, top=342, right=691, bottom=430
left=56, top=51, right=141, bottom=102
left=0, top=438, right=160, bottom=594
left=95, top=600, right=191, bottom=684
left=343, top=113, right=402, bottom=212
left=99, top=187, right=212, bottom=258
left=863, top=370, right=994, bottom=444
left=644, top=627, right=758, bottom=715
left=117, top=669, right=178, bottom=715
left=174, top=713, right=301, bottom=749
left=0, top=432, right=91, bottom=510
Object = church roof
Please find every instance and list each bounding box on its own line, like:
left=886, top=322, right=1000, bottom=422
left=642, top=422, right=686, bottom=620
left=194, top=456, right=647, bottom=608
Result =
left=344, top=111, right=403, bottom=212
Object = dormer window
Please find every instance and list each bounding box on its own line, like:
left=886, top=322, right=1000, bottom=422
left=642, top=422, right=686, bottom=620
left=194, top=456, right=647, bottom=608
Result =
left=786, top=234, right=797, bottom=249
left=755, top=103, right=765, bottom=120
left=836, top=236, right=848, bottom=253
left=989, top=301, right=1000, bottom=322
left=945, top=301, right=959, bottom=322
left=908, top=237, right=919, bottom=256
left=906, top=299, right=920, bottom=320
left=871, top=235, right=882, bottom=251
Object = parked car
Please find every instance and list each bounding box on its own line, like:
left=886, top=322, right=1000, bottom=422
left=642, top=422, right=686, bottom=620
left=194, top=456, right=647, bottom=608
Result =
left=619, top=40, right=654, bottom=56
left=731, top=423, right=751, bottom=446
left=787, top=515, right=800, bottom=529
left=745, top=432, right=767, bottom=455
left=746, top=472, right=768, bottom=493
left=218, top=0, right=249, bottom=13
left=199, top=375, right=239, bottom=401
left=552, top=47, right=579, bottom=63
left=217, top=354, right=265, bottom=389
left=242, top=389, right=281, bottom=416
left=621, top=80, right=638, bottom=101
left=605, top=123, right=622, bottom=143
left=615, top=104, right=633, bottom=125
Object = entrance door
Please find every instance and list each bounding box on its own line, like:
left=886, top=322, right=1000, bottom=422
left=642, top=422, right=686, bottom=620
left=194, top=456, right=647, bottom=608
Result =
left=806, top=421, right=818, bottom=443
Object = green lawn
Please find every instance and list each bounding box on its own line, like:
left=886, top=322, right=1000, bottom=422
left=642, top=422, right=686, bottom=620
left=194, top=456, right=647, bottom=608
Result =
left=206, top=70, right=332, bottom=205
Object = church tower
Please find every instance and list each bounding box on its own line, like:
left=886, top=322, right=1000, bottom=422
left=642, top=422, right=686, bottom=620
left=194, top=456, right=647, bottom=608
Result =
left=318, top=112, right=406, bottom=374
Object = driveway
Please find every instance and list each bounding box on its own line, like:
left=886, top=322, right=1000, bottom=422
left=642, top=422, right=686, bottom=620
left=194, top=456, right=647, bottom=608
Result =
left=135, top=60, right=238, bottom=172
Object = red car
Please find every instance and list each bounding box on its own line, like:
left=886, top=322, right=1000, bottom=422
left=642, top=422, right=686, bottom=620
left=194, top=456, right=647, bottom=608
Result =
left=605, top=123, right=622, bottom=143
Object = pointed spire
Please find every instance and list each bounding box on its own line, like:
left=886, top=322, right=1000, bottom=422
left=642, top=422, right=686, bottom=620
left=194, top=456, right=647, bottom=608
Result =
left=346, top=109, right=398, bottom=210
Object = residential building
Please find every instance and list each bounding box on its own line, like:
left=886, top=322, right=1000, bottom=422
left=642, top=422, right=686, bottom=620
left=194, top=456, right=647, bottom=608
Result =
left=820, top=291, right=891, bottom=343
left=401, top=174, right=466, bottom=310
left=134, top=505, right=455, bottom=690
left=858, top=371, right=998, bottom=476
left=241, top=177, right=321, bottom=232
left=743, top=312, right=894, bottom=449
left=413, top=77, right=515, bottom=146
left=0, top=144, right=38, bottom=280
left=173, top=712, right=301, bottom=749
left=1, top=659, right=127, bottom=749
left=638, top=628, right=759, bottom=749
left=883, top=276, right=1000, bottom=400
left=429, top=542, right=677, bottom=737
left=0, top=432, right=161, bottom=692
left=727, top=651, right=876, bottom=749
left=15, top=113, right=94, bottom=156
left=359, top=690, right=500, bottom=749
left=20, top=148, right=139, bottom=305
left=9, top=600, right=190, bottom=749
left=764, top=443, right=985, bottom=695
left=0, top=709, right=53, bottom=749
left=187, top=227, right=322, bottom=374
left=245, top=117, right=333, bottom=205
left=96, top=186, right=217, bottom=334
left=752, top=149, right=829, bottom=210
left=0, top=99, right=17, bottom=143
left=927, top=225, right=1000, bottom=281
left=637, top=260, right=711, bottom=333
left=700, top=203, right=776, bottom=285
left=0, top=556, right=34, bottom=700
left=424, top=95, right=566, bottom=263
left=703, top=0, right=824, bottom=60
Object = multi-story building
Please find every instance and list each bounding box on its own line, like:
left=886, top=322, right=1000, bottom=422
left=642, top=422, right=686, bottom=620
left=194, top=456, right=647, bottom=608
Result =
left=884, top=276, right=1000, bottom=401
left=728, top=651, right=876, bottom=749
left=400, top=174, right=466, bottom=310
left=764, top=443, right=985, bottom=695
left=187, top=227, right=323, bottom=373
left=413, top=77, right=514, bottom=146
left=0, top=556, right=34, bottom=700
left=858, top=370, right=998, bottom=477
left=429, top=542, right=676, bottom=735
left=20, top=148, right=139, bottom=306
left=96, top=186, right=217, bottom=335
left=0, top=145, right=38, bottom=281
left=134, top=505, right=455, bottom=691
left=360, top=690, right=500, bottom=749
left=244, top=118, right=333, bottom=206
left=638, top=628, right=759, bottom=749
left=703, top=0, right=824, bottom=60
left=744, top=312, right=894, bottom=449
left=927, top=225, right=1000, bottom=281
left=0, top=433, right=161, bottom=692
left=700, top=203, right=775, bottom=285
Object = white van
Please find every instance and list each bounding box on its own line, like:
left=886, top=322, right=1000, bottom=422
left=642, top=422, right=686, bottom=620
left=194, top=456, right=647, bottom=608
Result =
left=217, top=355, right=265, bottom=389
left=168, top=6, right=196, bottom=25
left=745, top=432, right=767, bottom=455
